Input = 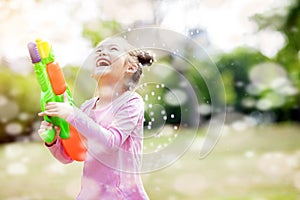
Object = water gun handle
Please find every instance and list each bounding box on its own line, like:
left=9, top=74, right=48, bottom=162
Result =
left=40, top=127, right=56, bottom=143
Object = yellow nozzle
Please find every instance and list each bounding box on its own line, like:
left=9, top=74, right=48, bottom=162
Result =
left=36, top=38, right=51, bottom=59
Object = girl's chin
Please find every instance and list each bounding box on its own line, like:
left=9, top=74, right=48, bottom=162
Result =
left=93, top=67, right=111, bottom=74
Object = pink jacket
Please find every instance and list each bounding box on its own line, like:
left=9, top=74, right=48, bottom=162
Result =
left=47, top=91, right=149, bottom=200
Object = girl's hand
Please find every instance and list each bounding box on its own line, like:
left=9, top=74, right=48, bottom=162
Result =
left=38, top=121, right=60, bottom=145
left=38, top=93, right=73, bottom=119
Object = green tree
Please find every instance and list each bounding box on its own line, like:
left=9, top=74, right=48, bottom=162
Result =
left=216, top=48, right=269, bottom=112
left=0, top=67, right=40, bottom=142
left=253, top=0, right=300, bottom=88
left=252, top=0, right=300, bottom=121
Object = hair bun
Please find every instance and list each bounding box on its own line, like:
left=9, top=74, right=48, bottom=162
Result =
left=137, top=51, right=153, bottom=66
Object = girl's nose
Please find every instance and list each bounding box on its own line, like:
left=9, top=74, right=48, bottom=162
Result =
left=98, top=49, right=108, bottom=56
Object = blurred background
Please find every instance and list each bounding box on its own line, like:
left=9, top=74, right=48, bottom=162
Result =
left=0, top=0, right=300, bottom=199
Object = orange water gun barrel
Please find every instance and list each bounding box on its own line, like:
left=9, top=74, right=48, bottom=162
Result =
left=61, top=125, right=87, bottom=161
left=47, top=62, right=67, bottom=95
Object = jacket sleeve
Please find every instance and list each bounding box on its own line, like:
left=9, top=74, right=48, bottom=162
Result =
left=44, top=99, right=94, bottom=164
left=66, top=97, right=144, bottom=154
left=45, top=138, right=73, bottom=164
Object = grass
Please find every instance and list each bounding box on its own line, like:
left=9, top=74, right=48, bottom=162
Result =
left=1, top=123, right=300, bottom=199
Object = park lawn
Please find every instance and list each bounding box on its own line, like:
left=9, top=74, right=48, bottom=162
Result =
left=0, top=123, right=300, bottom=200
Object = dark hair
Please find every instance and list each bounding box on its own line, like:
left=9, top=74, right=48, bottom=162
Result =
left=128, top=50, right=154, bottom=85
left=136, top=51, right=153, bottom=66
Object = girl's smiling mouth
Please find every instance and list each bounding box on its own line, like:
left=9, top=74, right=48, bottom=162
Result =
left=96, top=58, right=111, bottom=67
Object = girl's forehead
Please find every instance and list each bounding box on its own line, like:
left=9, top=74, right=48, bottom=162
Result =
left=97, top=37, right=130, bottom=49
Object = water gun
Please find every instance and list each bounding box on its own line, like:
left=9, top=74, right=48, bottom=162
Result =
left=27, top=39, right=86, bottom=161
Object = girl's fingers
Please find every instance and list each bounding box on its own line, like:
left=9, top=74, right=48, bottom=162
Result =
left=40, top=123, right=53, bottom=129
left=38, top=110, right=57, bottom=117
left=38, top=112, right=45, bottom=116
left=38, top=111, right=51, bottom=117
left=45, top=103, right=57, bottom=109
left=54, top=126, right=61, bottom=134
left=64, top=93, right=69, bottom=103
left=41, top=121, right=51, bottom=126
left=47, top=111, right=57, bottom=116
left=38, top=129, right=45, bottom=134
left=46, top=102, right=56, bottom=105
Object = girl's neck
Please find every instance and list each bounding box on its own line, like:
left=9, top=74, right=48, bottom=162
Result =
left=95, top=79, right=128, bottom=105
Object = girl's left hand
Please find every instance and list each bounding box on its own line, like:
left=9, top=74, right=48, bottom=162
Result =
left=38, top=93, right=73, bottom=119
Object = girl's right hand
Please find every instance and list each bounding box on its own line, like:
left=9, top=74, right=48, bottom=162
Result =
left=38, top=121, right=60, bottom=146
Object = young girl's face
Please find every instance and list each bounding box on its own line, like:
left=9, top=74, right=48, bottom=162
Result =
left=91, top=37, right=133, bottom=82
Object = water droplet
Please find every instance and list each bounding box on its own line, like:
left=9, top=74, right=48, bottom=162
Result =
left=163, top=115, right=167, bottom=120
left=150, top=111, right=154, bottom=116
left=156, top=84, right=160, bottom=88
left=171, top=114, right=175, bottom=118
left=157, top=96, right=161, bottom=100
left=151, top=117, right=155, bottom=122
left=161, top=84, right=165, bottom=88
left=148, top=104, right=153, bottom=108
left=161, top=110, right=166, bottom=115
left=145, top=94, right=149, bottom=101
left=174, top=126, right=178, bottom=130
left=151, top=91, right=155, bottom=96
left=147, top=125, right=152, bottom=130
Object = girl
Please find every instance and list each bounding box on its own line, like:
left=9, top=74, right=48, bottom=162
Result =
left=38, top=36, right=153, bottom=200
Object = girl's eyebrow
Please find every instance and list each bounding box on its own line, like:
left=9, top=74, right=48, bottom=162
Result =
left=107, top=44, right=120, bottom=49
left=97, top=43, right=120, bottom=49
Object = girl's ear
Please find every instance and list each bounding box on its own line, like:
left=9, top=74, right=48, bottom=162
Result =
left=126, top=56, right=139, bottom=74
left=126, top=63, right=138, bottom=74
